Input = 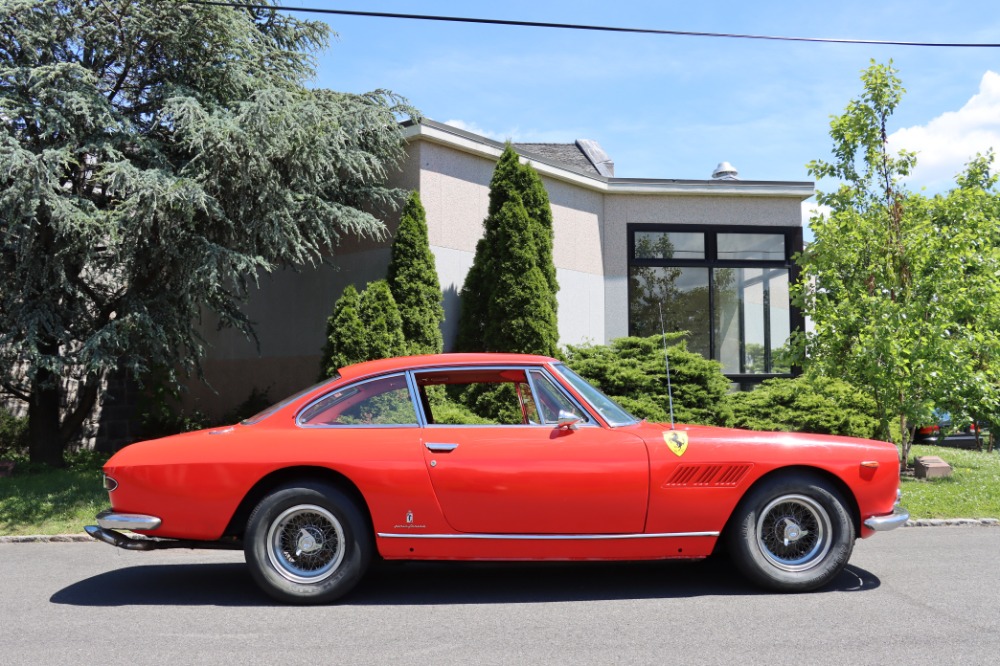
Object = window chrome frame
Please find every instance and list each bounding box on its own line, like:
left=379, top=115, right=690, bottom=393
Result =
left=295, top=372, right=421, bottom=429
left=410, top=364, right=599, bottom=429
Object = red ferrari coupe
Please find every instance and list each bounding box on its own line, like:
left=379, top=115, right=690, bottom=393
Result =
left=87, top=353, right=908, bottom=603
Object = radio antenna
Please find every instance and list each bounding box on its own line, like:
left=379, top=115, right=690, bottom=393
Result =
left=658, top=303, right=676, bottom=430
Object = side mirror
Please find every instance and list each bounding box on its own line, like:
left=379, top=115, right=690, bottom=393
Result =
left=557, top=410, right=581, bottom=430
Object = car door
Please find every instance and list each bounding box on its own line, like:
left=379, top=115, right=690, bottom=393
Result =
left=416, top=367, right=649, bottom=535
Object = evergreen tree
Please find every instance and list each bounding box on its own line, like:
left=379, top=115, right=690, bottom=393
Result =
left=484, top=195, right=559, bottom=356
left=456, top=144, right=559, bottom=354
left=0, top=0, right=415, bottom=463
left=387, top=191, right=444, bottom=355
left=357, top=281, right=407, bottom=361
left=319, top=285, right=366, bottom=378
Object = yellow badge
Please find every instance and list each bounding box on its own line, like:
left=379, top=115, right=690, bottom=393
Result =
left=664, top=430, right=689, bottom=457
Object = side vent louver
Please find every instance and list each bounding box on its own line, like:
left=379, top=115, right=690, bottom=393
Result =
left=665, top=464, right=752, bottom=487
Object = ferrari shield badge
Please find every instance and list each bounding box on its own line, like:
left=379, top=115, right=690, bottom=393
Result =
left=664, top=430, right=689, bottom=457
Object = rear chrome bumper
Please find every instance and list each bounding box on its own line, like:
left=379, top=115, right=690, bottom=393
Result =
left=864, top=506, right=910, bottom=532
left=85, top=510, right=242, bottom=551
left=96, top=510, right=161, bottom=531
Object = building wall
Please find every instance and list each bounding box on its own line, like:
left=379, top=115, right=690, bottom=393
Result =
left=179, top=130, right=807, bottom=419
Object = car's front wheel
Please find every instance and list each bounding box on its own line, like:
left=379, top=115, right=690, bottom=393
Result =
left=244, top=482, right=372, bottom=604
left=727, top=473, right=855, bottom=592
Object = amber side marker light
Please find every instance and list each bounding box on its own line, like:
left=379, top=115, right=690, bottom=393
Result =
left=102, top=474, right=118, bottom=492
left=860, top=461, right=880, bottom=469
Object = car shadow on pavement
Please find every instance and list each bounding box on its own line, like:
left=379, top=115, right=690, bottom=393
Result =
left=51, top=557, right=880, bottom=607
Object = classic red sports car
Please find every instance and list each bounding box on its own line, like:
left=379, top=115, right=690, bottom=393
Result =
left=87, top=353, right=908, bottom=603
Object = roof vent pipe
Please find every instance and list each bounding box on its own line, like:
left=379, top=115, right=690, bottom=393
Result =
left=712, top=162, right=739, bottom=180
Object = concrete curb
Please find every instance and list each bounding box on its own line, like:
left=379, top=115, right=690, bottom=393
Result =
left=2, top=519, right=1000, bottom=543
left=905, top=518, right=1000, bottom=527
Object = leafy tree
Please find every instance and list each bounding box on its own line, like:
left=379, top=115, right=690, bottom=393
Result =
left=456, top=144, right=558, bottom=355
left=563, top=334, right=731, bottom=426
left=319, top=285, right=367, bottom=378
left=0, top=1, right=414, bottom=464
left=357, top=280, right=407, bottom=361
left=725, top=375, right=879, bottom=439
left=794, top=61, right=1000, bottom=465
left=387, top=191, right=444, bottom=355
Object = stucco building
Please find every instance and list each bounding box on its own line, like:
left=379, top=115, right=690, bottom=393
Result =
left=187, top=119, right=813, bottom=416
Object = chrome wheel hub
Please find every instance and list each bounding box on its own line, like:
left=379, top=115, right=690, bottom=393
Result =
left=756, top=494, right=832, bottom=572
left=266, top=504, right=346, bottom=584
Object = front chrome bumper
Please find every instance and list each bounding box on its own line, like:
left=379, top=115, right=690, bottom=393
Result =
left=864, top=506, right=910, bottom=532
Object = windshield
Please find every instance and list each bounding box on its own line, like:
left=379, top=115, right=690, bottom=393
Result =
left=552, top=364, right=637, bottom=427
left=241, top=374, right=340, bottom=426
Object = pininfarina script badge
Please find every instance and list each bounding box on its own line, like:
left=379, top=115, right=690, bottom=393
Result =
left=664, top=430, right=689, bottom=457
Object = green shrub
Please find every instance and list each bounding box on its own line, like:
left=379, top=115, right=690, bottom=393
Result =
left=724, top=375, right=879, bottom=438
left=0, top=408, right=28, bottom=456
left=387, top=191, right=444, bottom=355
left=563, top=334, right=731, bottom=426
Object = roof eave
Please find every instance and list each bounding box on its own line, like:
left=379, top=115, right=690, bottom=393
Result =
left=401, top=120, right=814, bottom=200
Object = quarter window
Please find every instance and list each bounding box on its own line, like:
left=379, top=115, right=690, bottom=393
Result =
left=297, top=374, right=417, bottom=426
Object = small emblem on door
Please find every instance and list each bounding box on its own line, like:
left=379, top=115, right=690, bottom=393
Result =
left=406, top=510, right=414, bottom=524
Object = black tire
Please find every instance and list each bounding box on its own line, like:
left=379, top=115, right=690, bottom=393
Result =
left=244, top=481, right=372, bottom=604
left=726, top=473, right=855, bottom=592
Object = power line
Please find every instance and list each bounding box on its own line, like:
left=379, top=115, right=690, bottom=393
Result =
left=184, top=1, right=1000, bottom=48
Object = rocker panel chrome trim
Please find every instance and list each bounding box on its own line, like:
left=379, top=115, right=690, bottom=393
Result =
left=376, top=531, right=719, bottom=540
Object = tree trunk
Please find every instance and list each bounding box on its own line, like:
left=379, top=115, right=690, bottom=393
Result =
left=28, top=369, right=65, bottom=467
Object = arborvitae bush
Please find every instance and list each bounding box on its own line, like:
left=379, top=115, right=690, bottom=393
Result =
left=357, top=280, right=407, bottom=361
left=725, top=375, right=879, bottom=439
left=319, top=284, right=367, bottom=378
left=387, top=191, right=444, bottom=355
left=457, top=144, right=558, bottom=355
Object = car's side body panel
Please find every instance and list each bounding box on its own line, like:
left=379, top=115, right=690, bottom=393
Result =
left=99, top=353, right=903, bottom=564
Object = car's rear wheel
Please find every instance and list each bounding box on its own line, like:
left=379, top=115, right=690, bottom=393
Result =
left=244, top=482, right=371, bottom=604
left=727, top=473, right=855, bottom=592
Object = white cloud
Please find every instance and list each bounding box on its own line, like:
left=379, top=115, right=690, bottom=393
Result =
left=442, top=119, right=507, bottom=141
left=889, top=71, right=1000, bottom=191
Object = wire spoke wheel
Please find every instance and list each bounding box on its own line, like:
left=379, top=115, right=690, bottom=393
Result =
left=266, top=504, right=346, bottom=584
left=727, top=474, right=855, bottom=592
left=756, top=494, right=832, bottom=571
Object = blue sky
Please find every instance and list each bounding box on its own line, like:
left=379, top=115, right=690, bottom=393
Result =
left=304, top=0, right=1000, bottom=215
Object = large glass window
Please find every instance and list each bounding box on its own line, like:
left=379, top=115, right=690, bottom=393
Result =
left=628, top=225, right=801, bottom=383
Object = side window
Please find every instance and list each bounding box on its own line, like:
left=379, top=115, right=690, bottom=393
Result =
left=297, top=374, right=417, bottom=426
left=528, top=370, right=587, bottom=425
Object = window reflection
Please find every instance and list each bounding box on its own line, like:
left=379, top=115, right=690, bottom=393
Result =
left=634, top=231, right=704, bottom=260
left=713, top=267, right=790, bottom=374
left=628, top=265, right=711, bottom=359
left=718, top=233, right=784, bottom=261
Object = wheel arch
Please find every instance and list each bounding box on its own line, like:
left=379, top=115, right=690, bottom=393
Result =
left=716, top=465, right=861, bottom=552
left=224, top=466, right=373, bottom=539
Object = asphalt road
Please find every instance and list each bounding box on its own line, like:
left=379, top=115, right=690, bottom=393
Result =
left=2, top=527, right=998, bottom=666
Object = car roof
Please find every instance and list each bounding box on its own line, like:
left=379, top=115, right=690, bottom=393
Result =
left=336, top=353, right=558, bottom=380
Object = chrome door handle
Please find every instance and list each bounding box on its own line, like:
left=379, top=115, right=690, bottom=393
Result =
left=425, top=442, right=459, bottom=453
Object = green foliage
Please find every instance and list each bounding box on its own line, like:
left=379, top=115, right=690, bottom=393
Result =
left=725, top=375, right=879, bottom=439
left=456, top=144, right=559, bottom=356
left=795, top=61, right=1000, bottom=466
left=0, top=0, right=416, bottom=463
left=0, top=408, right=28, bottom=456
left=319, top=285, right=367, bottom=378
left=424, top=386, right=496, bottom=425
left=387, top=191, right=444, bottom=355
left=357, top=280, right=407, bottom=361
left=563, top=335, right=731, bottom=425
left=319, top=280, right=407, bottom=376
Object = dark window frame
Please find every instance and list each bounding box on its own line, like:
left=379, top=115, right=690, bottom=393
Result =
left=627, top=223, right=803, bottom=385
